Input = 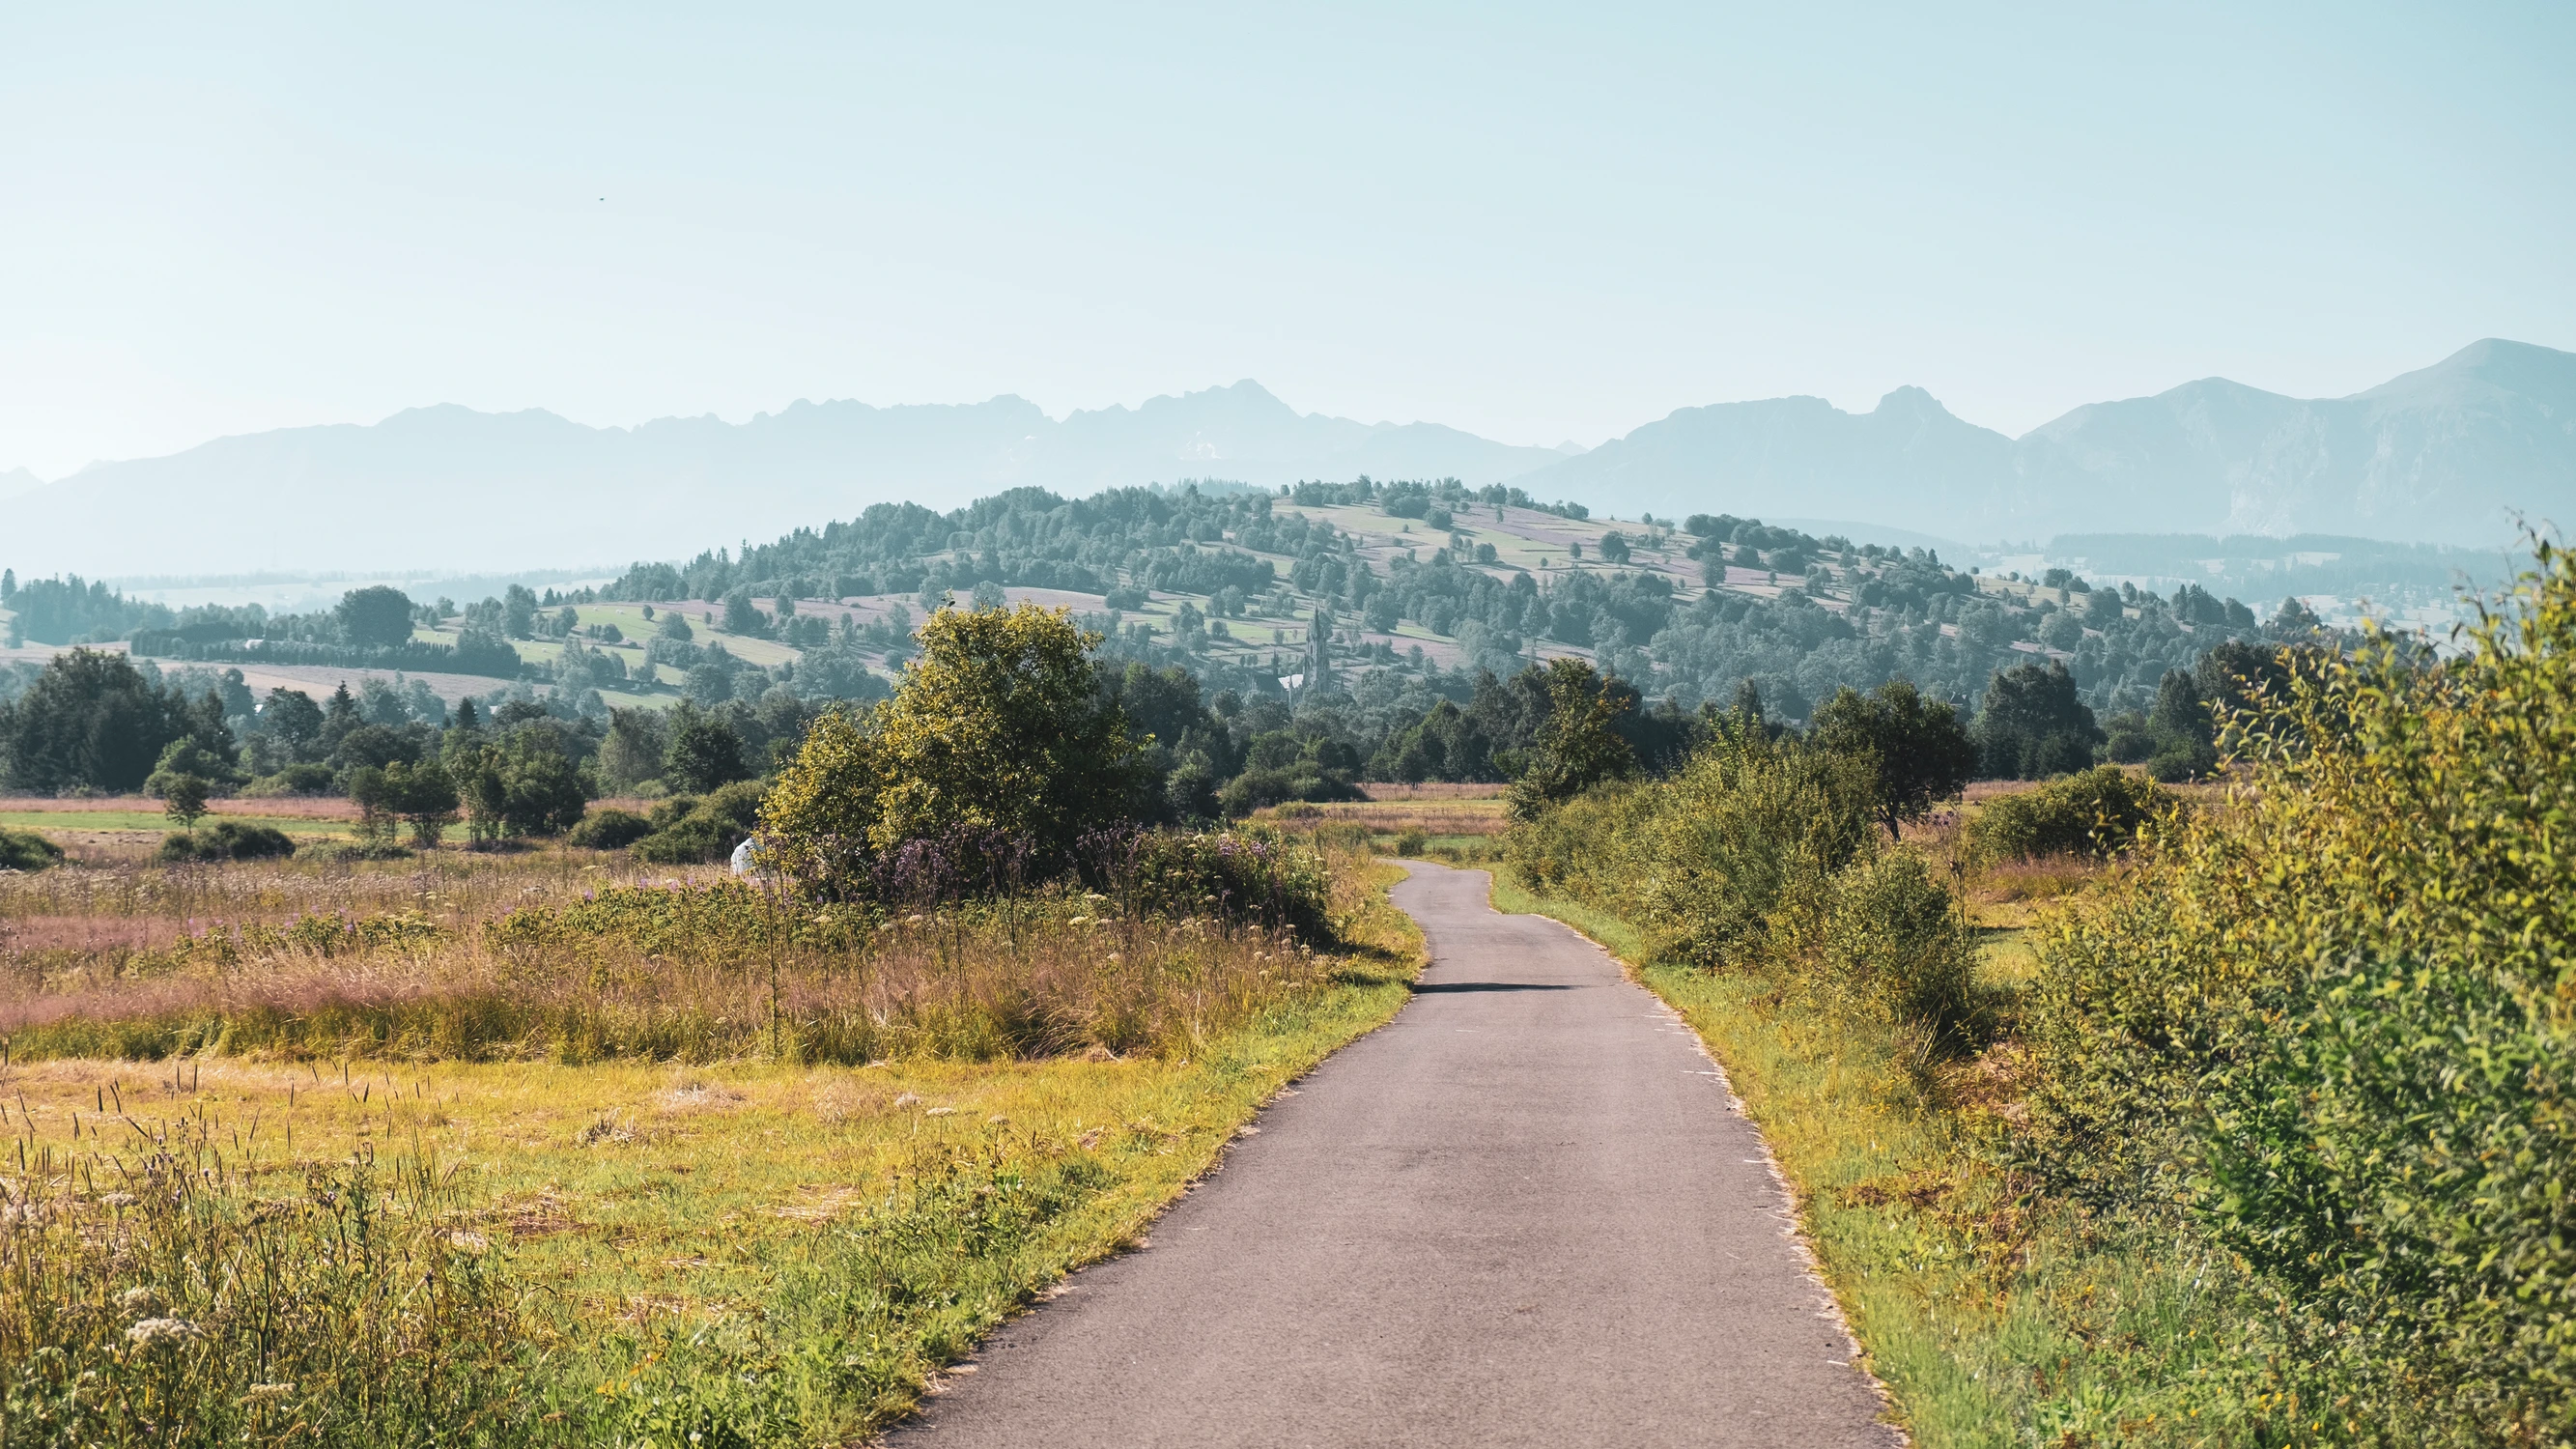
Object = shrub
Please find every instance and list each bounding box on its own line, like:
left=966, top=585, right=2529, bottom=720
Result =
left=1820, top=848, right=1975, bottom=1039
left=299, top=839, right=416, bottom=864
left=634, top=781, right=766, bottom=865
left=154, top=821, right=299, bottom=863
left=1965, top=766, right=2168, bottom=863
left=1214, top=764, right=1364, bottom=815
left=242, top=762, right=336, bottom=797
left=1394, top=828, right=1428, bottom=857
left=1085, top=828, right=1332, bottom=939
left=567, top=808, right=654, bottom=850
left=1514, top=721, right=1876, bottom=973
left=0, top=826, right=65, bottom=871
left=2022, top=541, right=2576, bottom=1436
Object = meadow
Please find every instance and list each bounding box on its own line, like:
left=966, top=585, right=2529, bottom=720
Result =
left=0, top=835, right=1422, bottom=1445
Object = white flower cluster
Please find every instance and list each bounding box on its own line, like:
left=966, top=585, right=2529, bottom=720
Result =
left=126, top=1317, right=200, bottom=1349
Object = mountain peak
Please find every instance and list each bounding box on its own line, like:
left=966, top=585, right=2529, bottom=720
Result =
left=2359, top=337, right=2576, bottom=407
left=1873, top=384, right=1954, bottom=417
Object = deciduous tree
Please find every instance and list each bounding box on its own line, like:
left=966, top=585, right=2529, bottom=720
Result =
left=1810, top=679, right=1977, bottom=838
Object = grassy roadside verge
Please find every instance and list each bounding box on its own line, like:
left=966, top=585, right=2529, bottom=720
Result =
left=4, top=858, right=1424, bottom=1445
left=1489, top=868, right=2225, bottom=1449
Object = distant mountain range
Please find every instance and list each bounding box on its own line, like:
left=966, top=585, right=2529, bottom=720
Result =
left=1528, top=339, right=2575, bottom=550
left=3, top=340, right=2568, bottom=577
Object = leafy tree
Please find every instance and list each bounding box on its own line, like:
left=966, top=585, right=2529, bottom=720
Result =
left=353, top=758, right=462, bottom=848
left=763, top=603, right=1142, bottom=871
left=501, top=584, right=540, bottom=639
left=452, top=726, right=588, bottom=841
left=657, top=611, right=694, bottom=641
left=1970, top=662, right=2103, bottom=780
left=722, top=588, right=769, bottom=637
left=333, top=586, right=417, bottom=649
left=599, top=707, right=670, bottom=792
left=148, top=737, right=244, bottom=797
left=1809, top=679, right=1977, bottom=838
left=161, top=773, right=210, bottom=829
left=1508, top=658, right=1637, bottom=819
left=0, top=649, right=186, bottom=793
left=1598, top=531, right=1631, bottom=565
left=330, top=724, right=426, bottom=779
left=665, top=707, right=749, bottom=792
left=686, top=661, right=736, bottom=705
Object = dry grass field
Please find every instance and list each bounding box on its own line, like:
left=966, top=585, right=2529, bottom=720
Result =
left=0, top=839, right=1423, bottom=1444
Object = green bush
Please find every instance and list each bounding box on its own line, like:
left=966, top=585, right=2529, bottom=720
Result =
left=242, top=762, right=337, bottom=797
left=1097, top=828, right=1332, bottom=940
left=1965, top=765, right=2169, bottom=863
left=1512, top=721, right=1877, bottom=973
left=567, top=807, right=654, bottom=850
left=299, top=839, right=415, bottom=864
left=2022, top=543, right=2576, bottom=1438
left=634, top=781, right=766, bottom=865
left=1820, top=848, right=1976, bottom=1040
left=154, top=821, right=298, bottom=863
left=0, top=826, right=65, bottom=871
left=1506, top=715, right=1971, bottom=1054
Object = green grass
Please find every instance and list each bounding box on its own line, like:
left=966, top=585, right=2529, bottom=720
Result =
left=1489, top=869, right=2239, bottom=1448
left=0, top=810, right=353, bottom=837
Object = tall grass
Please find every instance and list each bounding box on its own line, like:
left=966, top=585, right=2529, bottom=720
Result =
left=10, top=830, right=1349, bottom=1057
left=1, top=835, right=1419, bottom=1446
left=1, top=1124, right=550, bottom=1446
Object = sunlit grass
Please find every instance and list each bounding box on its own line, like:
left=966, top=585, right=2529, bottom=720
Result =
left=1, top=850, right=1424, bottom=1443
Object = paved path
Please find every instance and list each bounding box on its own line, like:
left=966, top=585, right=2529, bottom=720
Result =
left=888, top=861, right=1896, bottom=1447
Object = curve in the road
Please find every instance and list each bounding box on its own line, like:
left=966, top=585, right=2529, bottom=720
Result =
left=888, top=860, right=1899, bottom=1447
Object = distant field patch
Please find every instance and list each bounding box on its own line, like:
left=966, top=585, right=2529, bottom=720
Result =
left=0, top=810, right=354, bottom=838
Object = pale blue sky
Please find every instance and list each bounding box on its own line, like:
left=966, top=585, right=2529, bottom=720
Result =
left=4, top=2, right=2570, bottom=478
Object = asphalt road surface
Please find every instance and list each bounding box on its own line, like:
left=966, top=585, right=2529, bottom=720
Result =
left=888, top=860, right=1897, bottom=1447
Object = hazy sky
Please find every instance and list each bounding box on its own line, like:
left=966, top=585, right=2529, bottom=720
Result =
left=4, top=2, right=2571, bottom=478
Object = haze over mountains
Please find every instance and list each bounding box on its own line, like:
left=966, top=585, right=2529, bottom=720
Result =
left=4, top=340, right=2568, bottom=577
left=1528, top=339, right=2576, bottom=549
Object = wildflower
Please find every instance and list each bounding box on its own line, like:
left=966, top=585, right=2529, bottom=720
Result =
left=242, top=1383, right=296, bottom=1403
left=97, top=1192, right=139, bottom=1208
left=893, top=1093, right=921, bottom=1107
left=987, top=1114, right=1009, bottom=1125
left=1107, top=952, right=1125, bottom=963
left=126, top=1317, right=200, bottom=1349
left=925, top=1106, right=959, bottom=1117
left=114, top=1287, right=162, bottom=1316
left=905, top=914, right=926, bottom=926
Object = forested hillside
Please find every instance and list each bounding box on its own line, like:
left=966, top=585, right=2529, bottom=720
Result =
left=4, top=474, right=2349, bottom=823
left=593, top=473, right=2317, bottom=723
